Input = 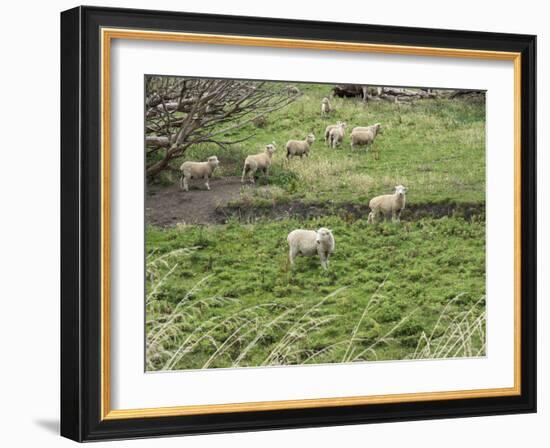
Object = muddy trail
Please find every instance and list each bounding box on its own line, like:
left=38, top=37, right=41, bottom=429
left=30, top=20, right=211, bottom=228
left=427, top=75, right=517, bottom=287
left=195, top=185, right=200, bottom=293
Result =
left=146, top=176, right=485, bottom=227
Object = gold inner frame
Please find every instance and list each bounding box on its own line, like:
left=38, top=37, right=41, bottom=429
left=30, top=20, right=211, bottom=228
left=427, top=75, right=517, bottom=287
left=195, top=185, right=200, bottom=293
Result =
left=100, top=28, right=522, bottom=420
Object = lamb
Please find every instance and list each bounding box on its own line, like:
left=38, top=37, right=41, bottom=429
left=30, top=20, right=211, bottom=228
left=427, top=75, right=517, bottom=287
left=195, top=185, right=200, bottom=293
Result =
left=350, top=123, right=382, bottom=155
left=328, top=122, right=347, bottom=149
left=286, top=134, right=315, bottom=159
left=241, top=143, right=277, bottom=184
left=324, top=121, right=346, bottom=146
left=367, top=185, right=408, bottom=223
left=179, top=156, right=220, bottom=191
left=286, top=85, right=301, bottom=96
left=287, top=227, right=335, bottom=270
left=321, top=97, right=332, bottom=117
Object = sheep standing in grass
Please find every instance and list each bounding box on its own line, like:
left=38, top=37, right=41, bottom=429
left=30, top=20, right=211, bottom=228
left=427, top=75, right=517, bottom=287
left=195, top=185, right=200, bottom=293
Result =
left=324, top=121, right=346, bottom=146
left=287, top=227, right=335, bottom=270
left=321, top=97, right=332, bottom=117
left=241, top=143, right=277, bottom=184
left=179, top=156, right=220, bottom=191
left=286, top=85, right=301, bottom=96
left=367, top=185, right=408, bottom=223
left=350, top=123, right=382, bottom=157
left=286, top=134, right=315, bottom=159
left=328, top=122, right=347, bottom=149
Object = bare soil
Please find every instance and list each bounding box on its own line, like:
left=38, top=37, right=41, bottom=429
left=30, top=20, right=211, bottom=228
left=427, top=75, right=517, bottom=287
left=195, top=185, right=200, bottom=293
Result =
left=146, top=176, right=485, bottom=227
left=146, top=177, right=244, bottom=226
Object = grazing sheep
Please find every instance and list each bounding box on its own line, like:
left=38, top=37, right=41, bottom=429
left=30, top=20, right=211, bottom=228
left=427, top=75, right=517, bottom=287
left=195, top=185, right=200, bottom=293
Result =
left=328, top=122, right=347, bottom=149
left=321, top=97, right=332, bottom=117
left=324, top=121, right=346, bottom=146
left=252, top=114, right=267, bottom=128
left=287, top=227, right=335, bottom=270
left=351, top=125, right=372, bottom=133
left=286, top=134, right=315, bottom=159
left=179, top=156, right=220, bottom=192
left=332, top=84, right=366, bottom=100
left=350, top=123, right=382, bottom=156
left=367, top=185, right=408, bottom=223
left=286, top=85, right=301, bottom=96
left=241, top=143, right=277, bottom=184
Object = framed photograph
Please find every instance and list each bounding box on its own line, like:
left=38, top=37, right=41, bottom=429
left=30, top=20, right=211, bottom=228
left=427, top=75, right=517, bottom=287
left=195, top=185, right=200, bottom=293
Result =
left=60, top=6, right=536, bottom=442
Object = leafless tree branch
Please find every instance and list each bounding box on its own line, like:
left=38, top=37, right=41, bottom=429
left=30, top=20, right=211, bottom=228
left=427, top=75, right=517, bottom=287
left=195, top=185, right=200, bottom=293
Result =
left=145, top=76, right=297, bottom=178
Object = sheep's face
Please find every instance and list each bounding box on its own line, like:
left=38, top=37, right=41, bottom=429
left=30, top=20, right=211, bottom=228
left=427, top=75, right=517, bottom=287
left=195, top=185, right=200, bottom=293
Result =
left=207, top=156, right=220, bottom=168
left=265, top=144, right=276, bottom=154
left=306, top=134, right=316, bottom=144
left=316, top=227, right=333, bottom=244
left=374, top=123, right=382, bottom=135
left=395, top=185, right=407, bottom=195
left=322, top=98, right=330, bottom=104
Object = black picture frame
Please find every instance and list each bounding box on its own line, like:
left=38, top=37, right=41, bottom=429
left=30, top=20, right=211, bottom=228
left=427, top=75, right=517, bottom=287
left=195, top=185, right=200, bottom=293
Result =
left=61, top=5, right=536, bottom=442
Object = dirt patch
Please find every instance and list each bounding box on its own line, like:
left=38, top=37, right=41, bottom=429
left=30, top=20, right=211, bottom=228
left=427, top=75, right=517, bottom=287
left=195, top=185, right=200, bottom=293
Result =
left=146, top=178, right=484, bottom=227
left=146, top=177, right=244, bottom=226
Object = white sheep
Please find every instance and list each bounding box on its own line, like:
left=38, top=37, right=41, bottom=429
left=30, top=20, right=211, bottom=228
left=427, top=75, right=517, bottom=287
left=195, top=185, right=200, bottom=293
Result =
left=286, top=85, right=301, bottom=96
left=179, top=156, right=220, bottom=191
left=328, top=122, right=347, bottom=149
left=241, top=143, right=277, bottom=184
left=324, top=121, right=346, bottom=146
left=286, top=134, right=315, bottom=159
left=321, top=97, right=332, bottom=117
left=350, top=123, right=382, bottom=157
left=367, top=185, right=408, bottom=223
left=287, top=227, right=335, bottom=270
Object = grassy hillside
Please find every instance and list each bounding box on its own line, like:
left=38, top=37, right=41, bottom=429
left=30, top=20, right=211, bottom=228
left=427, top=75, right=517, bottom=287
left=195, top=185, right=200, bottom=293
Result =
left=145, top=82, right=486, bottom=371
left=146, top=216, right=485, bottom=370
left=165, top=83, right=485, bottom=205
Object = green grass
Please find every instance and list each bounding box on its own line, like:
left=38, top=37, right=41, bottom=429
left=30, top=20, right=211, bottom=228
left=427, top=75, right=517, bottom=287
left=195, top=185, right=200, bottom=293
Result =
left=172, top=83, right=485, bottom=205
left=146, top=214, right=486, bottom=370
left=145, top=82, right=486, bottom=371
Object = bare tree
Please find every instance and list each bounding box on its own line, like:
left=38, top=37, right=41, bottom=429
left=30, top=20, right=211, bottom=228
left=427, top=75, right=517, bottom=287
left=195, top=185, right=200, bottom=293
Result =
left=145, top=76, right=297, bottom=178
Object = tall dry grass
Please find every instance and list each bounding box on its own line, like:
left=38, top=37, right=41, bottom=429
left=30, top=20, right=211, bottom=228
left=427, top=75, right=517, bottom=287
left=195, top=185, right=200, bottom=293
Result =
left=410, top=295, right=486, bottom=359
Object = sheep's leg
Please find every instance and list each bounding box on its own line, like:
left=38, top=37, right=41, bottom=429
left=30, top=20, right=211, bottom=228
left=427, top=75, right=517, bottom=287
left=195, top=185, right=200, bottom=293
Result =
left=319, top=253, right=329, bottom=270
left=289, top=247, right=298, bottom=266
left=249, top=168, right=256, bottom=184
left=241, top=165, right=248, bottom=183
left=369, top=210, right=380, bottom=224
left=367, top=211, right=374, bottom=224
left=393, top=209, right=402, bottom=223
left=179, top=173, right=184, bottom=190
left=182, top=176, right=189, bottom=192
left=204, top=176, right=210, bottom=191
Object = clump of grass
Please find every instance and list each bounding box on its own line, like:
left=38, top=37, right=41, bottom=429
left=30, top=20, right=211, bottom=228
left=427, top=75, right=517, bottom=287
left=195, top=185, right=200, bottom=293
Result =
left=410, top=295, right=486, bottom=359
